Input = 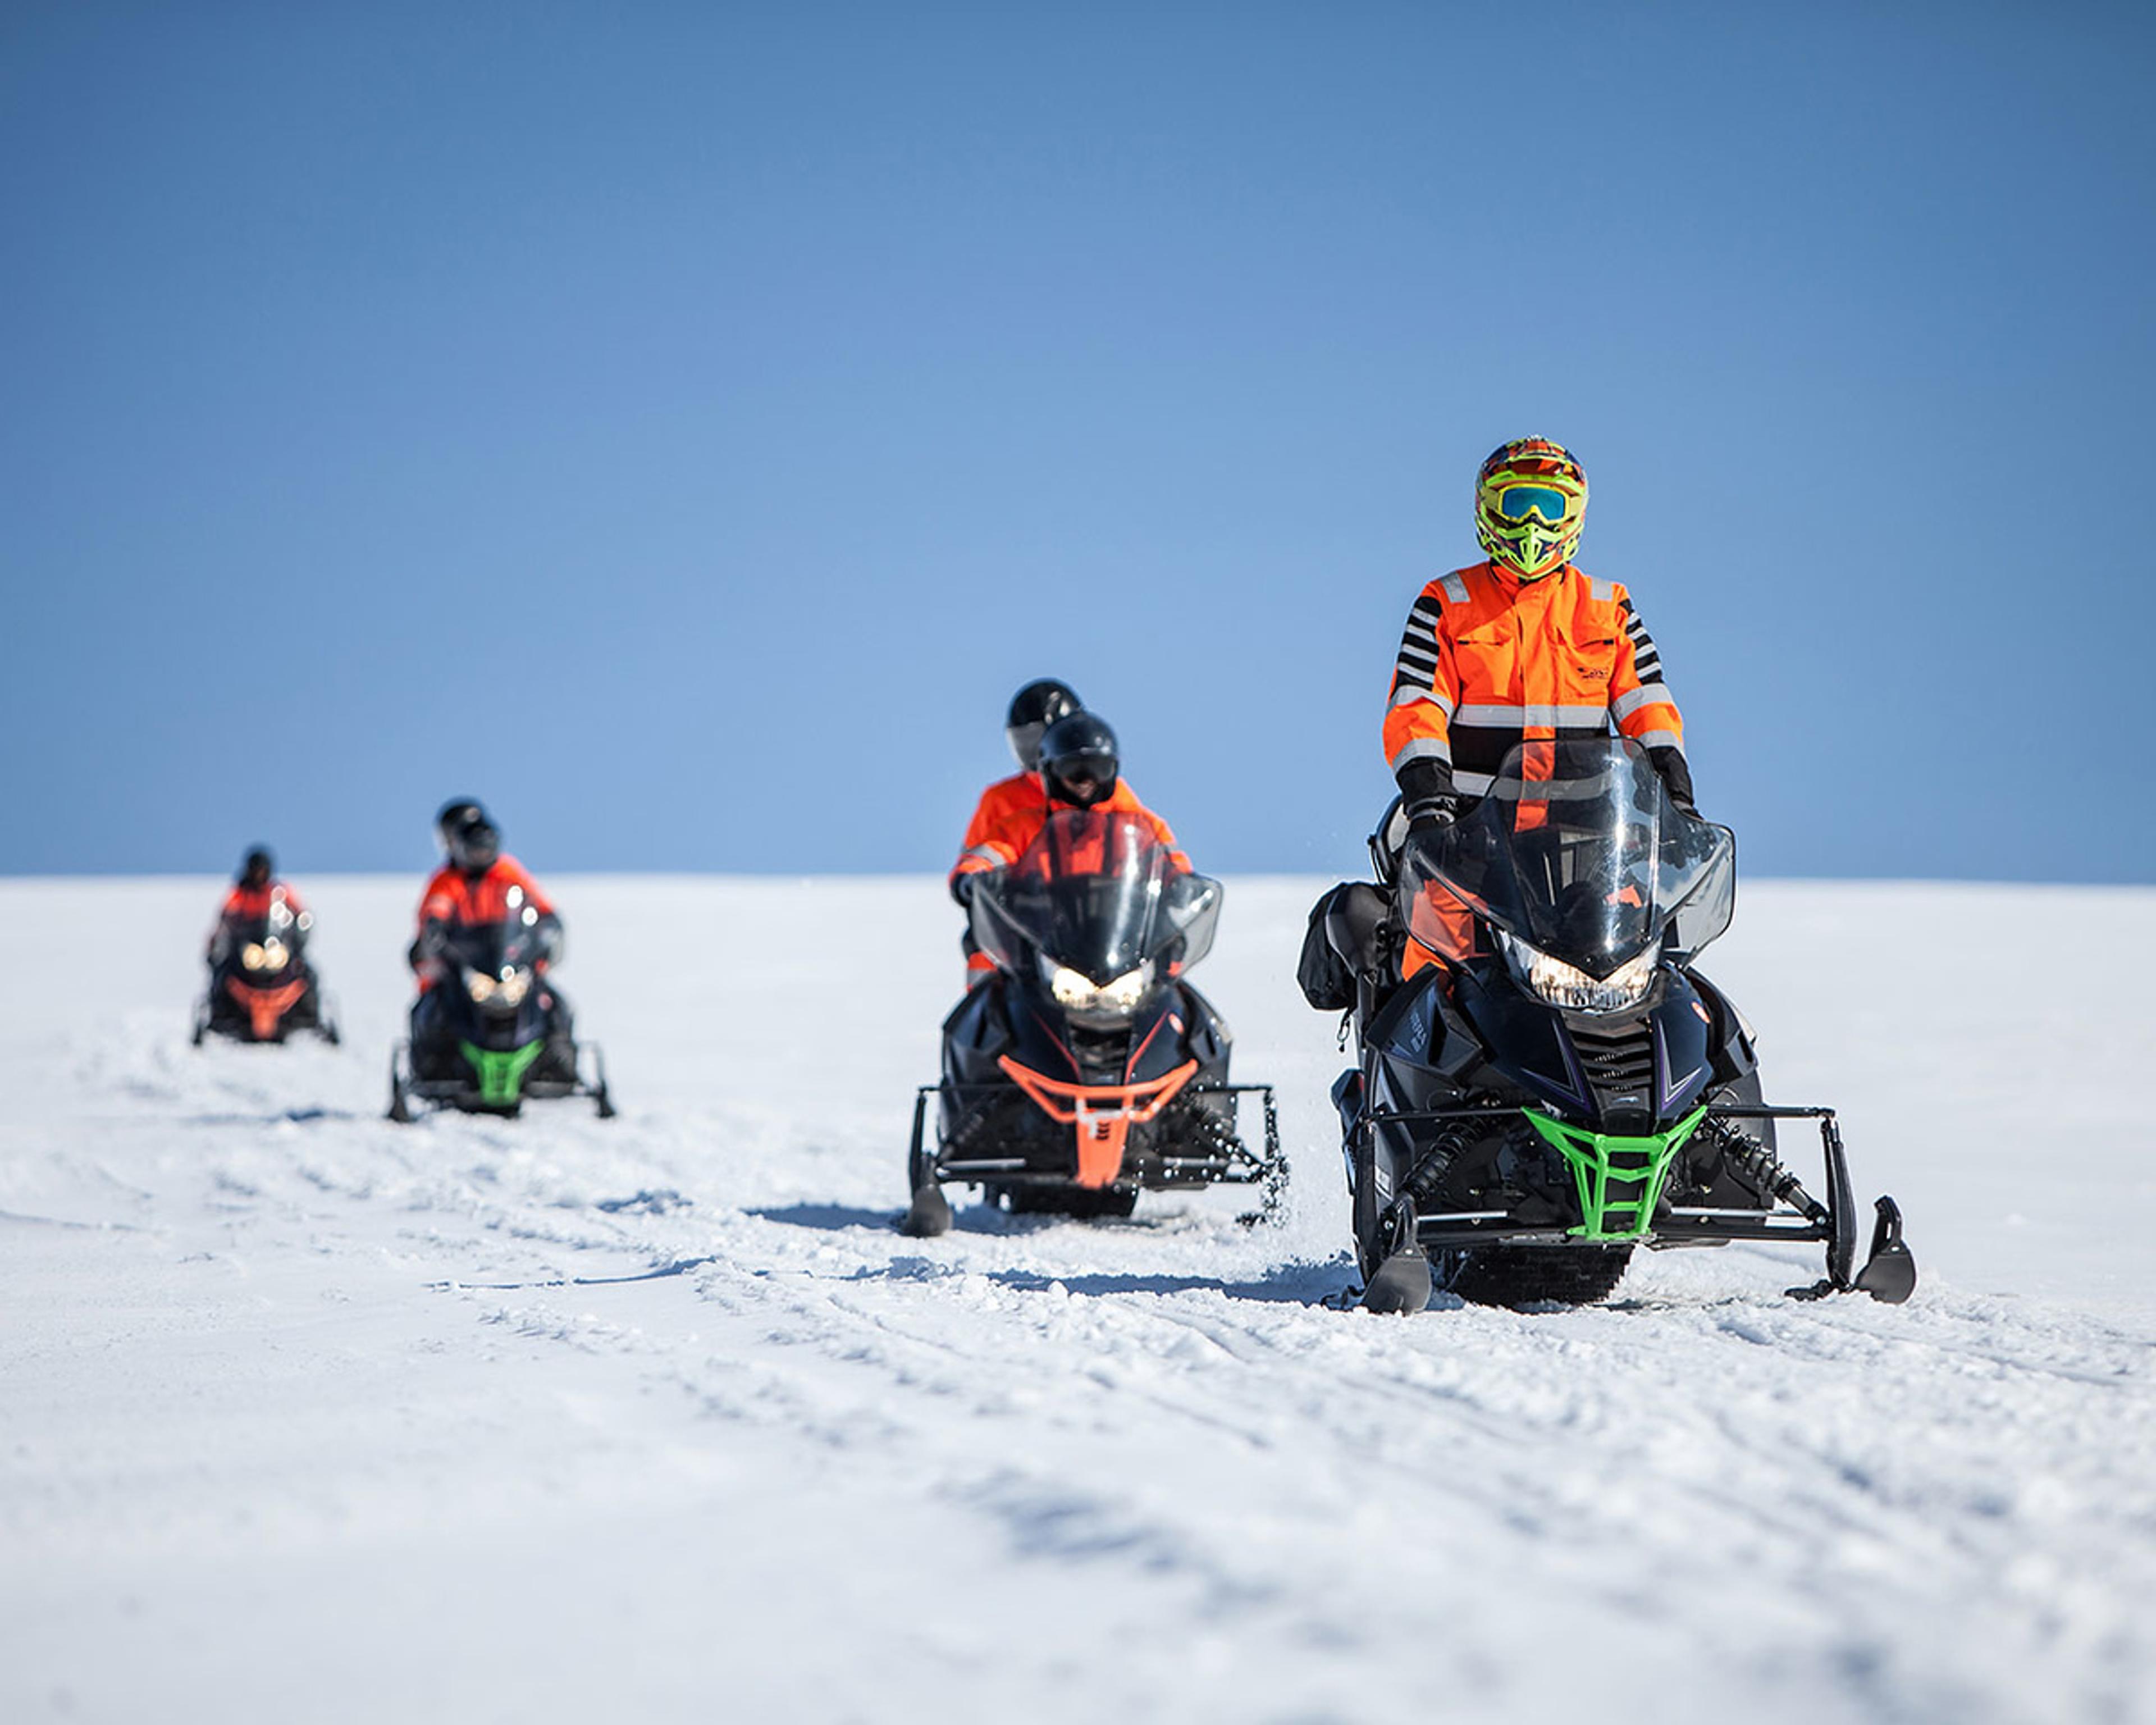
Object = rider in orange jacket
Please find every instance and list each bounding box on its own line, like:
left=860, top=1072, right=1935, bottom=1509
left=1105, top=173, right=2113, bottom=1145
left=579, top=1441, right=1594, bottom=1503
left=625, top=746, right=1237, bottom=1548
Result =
left=954, top=711, right=1190, bottom=882
left=407, top=800, right=573, bottom=1079
left=949, top=679, right=1081, bottom=900
left=207, top=846, right=309, bottom=961
left=1374, top=437, right=1694, bottom=976
left=1385, top=437, right=1694, bottom=838
left=410, top=801, right=560, bottom=993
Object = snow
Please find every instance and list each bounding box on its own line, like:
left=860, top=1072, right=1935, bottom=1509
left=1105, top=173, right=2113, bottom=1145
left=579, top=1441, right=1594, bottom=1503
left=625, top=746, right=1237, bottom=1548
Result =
left=3, top=874, right=2154, bottom=1724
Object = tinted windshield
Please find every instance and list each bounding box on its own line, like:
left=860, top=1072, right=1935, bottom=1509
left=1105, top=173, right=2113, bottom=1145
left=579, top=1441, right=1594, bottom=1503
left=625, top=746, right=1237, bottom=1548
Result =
left=970, top=809, right=1221, bottom=983
left=438, top=917, right=550, bottom=976
left=1398, top=737, right=1734, bottom=975
left=218, top=888, right=310, bottom=951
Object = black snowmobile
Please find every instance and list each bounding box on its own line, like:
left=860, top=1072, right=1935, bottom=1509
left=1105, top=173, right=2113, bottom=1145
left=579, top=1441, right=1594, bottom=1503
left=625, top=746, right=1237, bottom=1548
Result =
left=903, top=808, right=1283, bottom=1234
left=387, top=911, right=613, bottom=1120
left=1313, top=736, right=1915, bottom=1313
left=193, top=889, right=339, bottom=1046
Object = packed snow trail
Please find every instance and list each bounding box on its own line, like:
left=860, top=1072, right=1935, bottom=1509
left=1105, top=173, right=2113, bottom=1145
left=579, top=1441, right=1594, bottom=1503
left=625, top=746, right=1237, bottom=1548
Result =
left=3, top=877, right=2153, bottom=1724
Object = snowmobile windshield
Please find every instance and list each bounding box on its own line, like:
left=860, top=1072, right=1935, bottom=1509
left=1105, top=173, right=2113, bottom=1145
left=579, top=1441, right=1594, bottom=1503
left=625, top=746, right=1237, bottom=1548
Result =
left=215, top=889, right=309, bottom=966
left=970, top=810, right=1221, bottom=985
left=436, top=916, right=551, bottom=979
left=1397, top=737, right=1735, bottom=976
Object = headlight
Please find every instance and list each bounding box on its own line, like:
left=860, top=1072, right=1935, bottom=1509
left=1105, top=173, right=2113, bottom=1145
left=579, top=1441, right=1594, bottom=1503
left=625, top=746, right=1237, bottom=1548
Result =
left=241, top=942, right=266, bottom=971
left=1041, top=958, right=1153, bottom=1011
left=1499, top=931, right=1660, bottom=1014
left=469, top=968, right=532, bottom=1006
left=241, top=941, right=289, bottom=973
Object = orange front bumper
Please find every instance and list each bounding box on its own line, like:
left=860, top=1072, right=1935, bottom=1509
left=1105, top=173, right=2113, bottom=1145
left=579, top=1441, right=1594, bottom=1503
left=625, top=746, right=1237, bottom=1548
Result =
left=226, top=975, right=308, bottom=1041
left=997, top=1056, right=1200, bottom=1188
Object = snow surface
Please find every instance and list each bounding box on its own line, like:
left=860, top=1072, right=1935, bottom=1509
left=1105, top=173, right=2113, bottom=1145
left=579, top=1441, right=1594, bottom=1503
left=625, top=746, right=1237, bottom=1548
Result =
left=3, top=874, right=2154, bottom=1724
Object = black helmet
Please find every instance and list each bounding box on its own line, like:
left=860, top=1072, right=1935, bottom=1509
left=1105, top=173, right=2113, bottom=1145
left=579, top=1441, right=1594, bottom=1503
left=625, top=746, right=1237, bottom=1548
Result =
left=1038, top=711, right=1119, bottom=808
left=436, top=798, right=500, bottom=873
left=239, top=846, right=274, bottom=888
left=1005, top=678, right=1083, bottom=772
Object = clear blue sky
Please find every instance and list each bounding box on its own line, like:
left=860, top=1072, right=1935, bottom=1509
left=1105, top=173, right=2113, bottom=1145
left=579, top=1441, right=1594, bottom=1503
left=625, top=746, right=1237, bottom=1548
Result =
left=5, top=2, right=2151, bottom=882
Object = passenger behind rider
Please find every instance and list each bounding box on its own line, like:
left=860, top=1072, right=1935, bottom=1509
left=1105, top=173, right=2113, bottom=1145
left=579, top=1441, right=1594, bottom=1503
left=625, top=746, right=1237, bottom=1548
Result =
left=951, top=710, right=1191, bottom=982
left=950, top=678, right=1083, bottom=902
left=409, top=800, right=572, bottom=1076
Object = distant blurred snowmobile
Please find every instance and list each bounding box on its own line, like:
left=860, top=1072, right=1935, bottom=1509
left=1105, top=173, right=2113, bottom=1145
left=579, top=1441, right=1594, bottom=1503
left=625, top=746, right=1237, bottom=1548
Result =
left=193, top=851, right=338, bottom=1046
left=387, top=911, right=613, bottom=1121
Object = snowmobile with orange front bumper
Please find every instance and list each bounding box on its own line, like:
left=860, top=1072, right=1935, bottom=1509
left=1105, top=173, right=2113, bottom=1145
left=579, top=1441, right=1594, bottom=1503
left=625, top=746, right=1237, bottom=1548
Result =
left=1328, top=737, right=1916, bottom=1314
left=193, top=890, right=340, bottom=1047
left=902, top=809, right=1285, bottom=1235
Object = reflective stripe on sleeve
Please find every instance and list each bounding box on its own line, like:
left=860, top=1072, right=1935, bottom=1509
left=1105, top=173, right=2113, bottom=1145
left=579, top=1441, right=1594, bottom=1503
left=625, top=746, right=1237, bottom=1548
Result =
left=1610, top=683, right=1674, bottom=722
left=1632, top=729, right=1684, bottom=754
left=1388, top=735, right=1454, bottom=772
left=1394, top=684, right=1455, bottom=715
left=1454, top=770, right=1495, bottom=796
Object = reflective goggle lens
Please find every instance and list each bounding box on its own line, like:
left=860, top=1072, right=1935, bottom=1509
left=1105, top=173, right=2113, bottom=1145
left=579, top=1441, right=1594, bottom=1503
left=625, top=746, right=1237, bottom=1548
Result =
left=1495, top=485, right=1576, bottom=524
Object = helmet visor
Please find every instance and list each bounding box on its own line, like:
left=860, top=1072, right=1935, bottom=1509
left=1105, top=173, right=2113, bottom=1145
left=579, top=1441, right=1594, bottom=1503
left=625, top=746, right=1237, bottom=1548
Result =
left=1495, top=484, right=1579, bottom=525
left=1007, top=720, right=1050, bottom=772
left=449, top=820, right=500, bottom=870
left=1047, top=753, right=1117, bottom=806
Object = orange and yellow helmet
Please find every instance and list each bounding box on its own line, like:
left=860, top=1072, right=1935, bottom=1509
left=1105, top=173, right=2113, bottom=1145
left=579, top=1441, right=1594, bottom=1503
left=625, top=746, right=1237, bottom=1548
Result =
left=1474, top=437, right=1587, bottom=581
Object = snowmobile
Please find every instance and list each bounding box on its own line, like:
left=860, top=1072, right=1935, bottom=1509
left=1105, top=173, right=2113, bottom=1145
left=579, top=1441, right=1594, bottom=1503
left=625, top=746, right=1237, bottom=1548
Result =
left=1321, top=736, right=1915, bottom=1313
left=193, top=888, right=339, bottom=1046
left=386, top=910, right=613, bottom=1121
left=903, top=808, right=1283, bottom=1235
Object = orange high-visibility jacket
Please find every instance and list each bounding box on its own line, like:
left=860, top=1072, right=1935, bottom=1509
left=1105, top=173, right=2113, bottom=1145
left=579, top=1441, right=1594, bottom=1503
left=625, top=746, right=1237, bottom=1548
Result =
left=951, top=777, right=1191, bottom=882
left=1383, top=562, right=1685, bottom=796
left=412, top=857, right=557, bottom=988
left=950, top=772, right=1050, bottom=893
left=219, top=882, right=305, bottom=920
left=417, top=856, right=555, bottom=929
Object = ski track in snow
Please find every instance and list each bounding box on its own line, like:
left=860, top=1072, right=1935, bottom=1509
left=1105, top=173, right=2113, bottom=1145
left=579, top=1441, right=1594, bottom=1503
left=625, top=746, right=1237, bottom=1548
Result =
left=2, top=877, right=2154, bottom=1724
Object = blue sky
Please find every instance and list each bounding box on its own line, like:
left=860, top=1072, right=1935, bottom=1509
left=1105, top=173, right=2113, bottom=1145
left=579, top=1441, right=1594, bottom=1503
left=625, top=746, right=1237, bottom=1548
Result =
left=4, top=2, right=2151, bottom=882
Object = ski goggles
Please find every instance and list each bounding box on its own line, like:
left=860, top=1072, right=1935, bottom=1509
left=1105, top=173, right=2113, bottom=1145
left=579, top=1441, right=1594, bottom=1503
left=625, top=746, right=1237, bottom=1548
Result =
left=1491, top=483, right=1582, bottom=526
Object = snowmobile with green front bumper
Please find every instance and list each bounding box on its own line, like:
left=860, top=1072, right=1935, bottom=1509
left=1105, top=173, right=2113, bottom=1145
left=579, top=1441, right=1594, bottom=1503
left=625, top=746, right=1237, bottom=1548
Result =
left=386, top=915, right=614, bottom=1121
left=1333, top=737, right=1915, bottom=1313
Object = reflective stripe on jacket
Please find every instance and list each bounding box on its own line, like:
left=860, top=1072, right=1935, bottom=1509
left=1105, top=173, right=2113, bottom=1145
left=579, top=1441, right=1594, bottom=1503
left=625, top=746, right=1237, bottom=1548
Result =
left=1383, top=562, right=1684, bottom=793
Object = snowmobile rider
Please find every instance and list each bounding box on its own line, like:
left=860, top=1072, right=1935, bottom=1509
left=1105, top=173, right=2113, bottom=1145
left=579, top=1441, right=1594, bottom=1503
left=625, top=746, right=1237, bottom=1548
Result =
left=1386, top=436, right=1694, bottom=841
left=952, top=711, right=1191, bottom=906
left=411, top=801, right=561, bottom=987
left=408, top=801, right=570, bottom=1070
left=1346, top=436, right=1695, bottom=985
left=207, top=846, right=310, bottom=964
left=949, top=677, right=1087, bottom=901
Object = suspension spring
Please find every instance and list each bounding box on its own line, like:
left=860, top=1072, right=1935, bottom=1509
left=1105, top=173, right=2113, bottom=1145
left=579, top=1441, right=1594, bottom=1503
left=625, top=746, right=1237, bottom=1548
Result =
left=1399, top=1120, right=1482, bottom=1210
left=1705, top=1120, right=1827, bottom=1223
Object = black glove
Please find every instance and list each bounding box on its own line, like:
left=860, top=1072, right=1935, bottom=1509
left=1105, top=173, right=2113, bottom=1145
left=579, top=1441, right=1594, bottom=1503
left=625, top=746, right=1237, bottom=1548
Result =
left=1405, top=796, right=1460, bottom=842
left=1395, top=755, right=1461, bottom=843
left=1648, top=745, right=1699, bottom=818
left=952, top=869, right=1001, bottom=908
